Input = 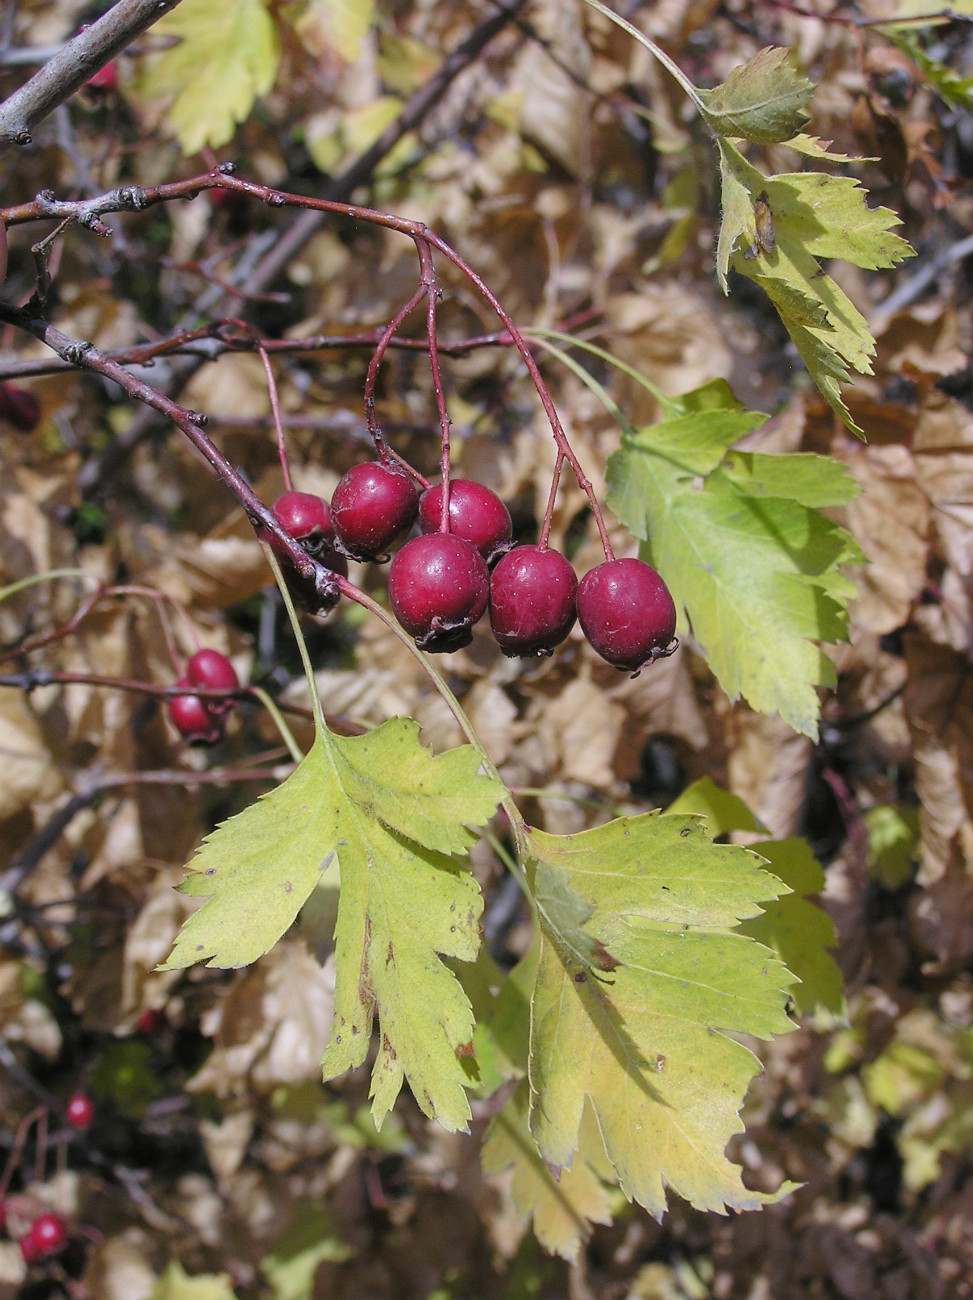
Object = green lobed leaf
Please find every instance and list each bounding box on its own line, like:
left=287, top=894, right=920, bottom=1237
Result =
left=160, top=734, right=341, bottom=971
left=718, top=450, right=860, bottom=508
left=739, top=839, right=844, bottom=1017
left=699, top=47, right=813, bottom=143
left=162, top=718, right=502, bottom=1132
left=668, top=780, right=844, bottom=1016
left=482, top=1081, right=614, bottom=1259
left=883, top=30, right=973, bottom=108
left=715, top=138, right=913, bottom=434
left=134, top=0, right=279, bottom=154
left=150, top=1262, right=237, bottom=1300
left=259, top=1200, right=352, bottom=1300
left=606, top=393, right=864, bottom=739
left=522, top=815, right=798, bottom=1219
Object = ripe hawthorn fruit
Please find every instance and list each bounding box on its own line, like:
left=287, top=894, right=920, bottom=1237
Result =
left=489, top=544, right=578, bottom=656
left=331, top=461, right=418, bottom=561
left=186, top=649, right=238, bottom=711
left=65, top=1090, right=95, bottom=1131
left=388, top=533, right=489, bottom=652
left=167, top=680, right=223, bottom=745
left=577, top=557, right=677, bottom=673
left=26, top=1212, right=67, bottom=1259
left=418, top=479, right=512, bottom=561
left=269, top=490, right=348, bottom=577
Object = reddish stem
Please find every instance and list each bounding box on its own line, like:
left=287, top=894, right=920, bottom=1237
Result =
left=362, top=283, right=426, bottom=471
left=1, top=167, right=613, bottom=559
left=415, top=238, right=453, bottom=533
left=538, top=453, right=565, bottom=550
left=220, top=317, right=293, bottom=491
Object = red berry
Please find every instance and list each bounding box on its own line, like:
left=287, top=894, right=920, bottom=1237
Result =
left=20, top=1233, right=40, bottom=1264
left=136, top=1008, right=164, bottom=1035
left=186, top=649, right=239, bottom=710
left=331, top=462, right=418, bottom=561
left=388, top=533, right=489, bottom=652
left=27, top=1212, right=67, bottom=1258
left=85, top=61, right=117, bottom=93
left=577, top=558, right=677, bottom=673
left=0, top=381, right=40, bottom=433
left=269, top=491, right=348, bottom=577
left=65, top=1090, right=94, bottom=1131
left=271, top=490, right=333, bottom=542
left=418, top=479, right=512, bottom=561
left=489, top=545, right=578, bottom=657
left=167, top=679, right=224, bottom=745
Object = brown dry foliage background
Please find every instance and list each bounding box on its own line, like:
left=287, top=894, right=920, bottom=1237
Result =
left=0, top=1, right=971, bottom=1297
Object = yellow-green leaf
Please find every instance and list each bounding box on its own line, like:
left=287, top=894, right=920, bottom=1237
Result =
left=700, top=47, right=813, bottom=143
left=295, top=0, right=375, bottom=64
left=482, top=1080, right=614, bottom=1259
left=162, top=719, right=502, bottom=1132
left=522, top=816, right=798, bottom=1218
left=134, top=0, right=279, bottom=154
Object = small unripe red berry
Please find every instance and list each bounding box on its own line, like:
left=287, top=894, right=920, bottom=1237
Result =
left=331, top=462, right=418, bottom=561
left=388, top=533, right=489, bottom=652
left=577, top=558, right=677, bottom=673
left=490, top=544, right=578, bottom=656
left=85, top=61, right=117, bottom=94
left=167, top=679, right=223, bottom=745
left=65, top=1090, right=95, bottom=1131
left=0, top=381, right=41, bottom=433
left=27, top=1212, right=68, bottom=1258
left=418, top=479, right=512, bottom=561
left=136, top=1008, right=164, bottom=1036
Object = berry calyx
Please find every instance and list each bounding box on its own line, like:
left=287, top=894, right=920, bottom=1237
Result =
left=26, top=1212, right=68, bottom=1258
left=65, top=1090, right=95, bottom=1131
left=418, top=479, right=512, bottom=561
left=269, top=491, right=348, bottom=577
left=167, top=679, right=223, bottom=745
left=489, top=545, right=578, bottom=657
left=331, top=462, right=419, bottom=561
left=577, top=558, right=677, bottom=673
left=388, top=533, right=489, bottom=652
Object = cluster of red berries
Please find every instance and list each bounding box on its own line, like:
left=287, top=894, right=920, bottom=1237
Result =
left=267, top=461, right=677, bottom=670
left=0, top=1092, right=92, bottom=1268
left=166, top=647, right=240, bottom=744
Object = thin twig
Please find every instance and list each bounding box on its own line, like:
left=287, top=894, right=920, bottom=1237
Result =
left=0, top=0, right=184, bottom=149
